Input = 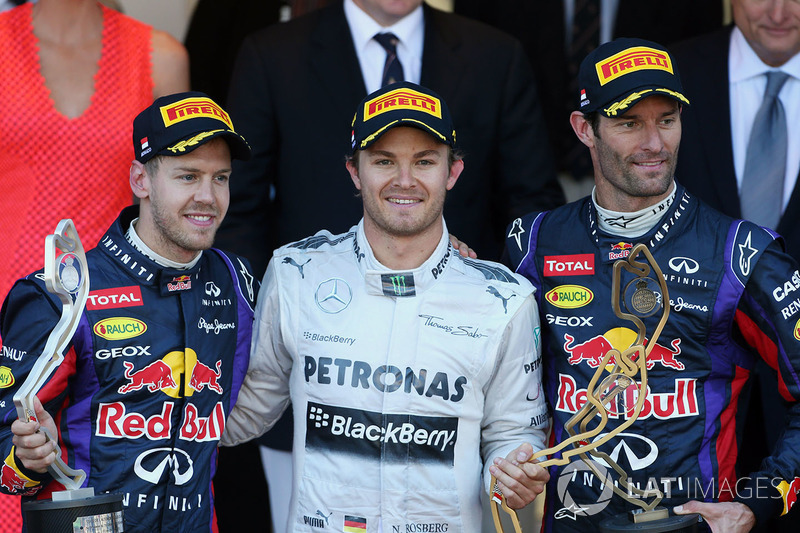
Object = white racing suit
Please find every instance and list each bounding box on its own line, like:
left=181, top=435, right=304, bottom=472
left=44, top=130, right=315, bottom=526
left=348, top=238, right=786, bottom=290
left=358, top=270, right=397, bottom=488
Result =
left=223, top=220, right=548, bottom=533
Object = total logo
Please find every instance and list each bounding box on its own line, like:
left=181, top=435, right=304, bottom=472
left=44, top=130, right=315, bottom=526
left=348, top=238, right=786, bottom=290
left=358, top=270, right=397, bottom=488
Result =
left=563, top=328, right=684, bottom=371
left=545, top=285, right=593, bottom=309
left=116, top=349, right=223, bottom=398
left=94, top=318, right=147, bottom=341
left=543, top=254, right=595, bottom=277
left=87, top=286, right=144, bottom=310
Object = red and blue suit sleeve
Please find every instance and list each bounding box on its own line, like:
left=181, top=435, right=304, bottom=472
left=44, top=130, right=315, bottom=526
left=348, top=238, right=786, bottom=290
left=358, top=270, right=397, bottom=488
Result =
left=732, top=238, right=800, bottom=523
left=0, top=276, right=74, bottom=496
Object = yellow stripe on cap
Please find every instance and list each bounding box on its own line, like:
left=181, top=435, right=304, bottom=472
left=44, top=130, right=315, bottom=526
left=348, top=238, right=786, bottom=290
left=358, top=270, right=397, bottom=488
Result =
left=359, top=119, right=448, bottom=149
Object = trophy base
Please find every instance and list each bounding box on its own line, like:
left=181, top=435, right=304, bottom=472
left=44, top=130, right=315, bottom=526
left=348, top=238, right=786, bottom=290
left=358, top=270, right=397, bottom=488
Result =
left=23, top=489, right=124, bottom=532
left=599, top=508, right=700, bottom=532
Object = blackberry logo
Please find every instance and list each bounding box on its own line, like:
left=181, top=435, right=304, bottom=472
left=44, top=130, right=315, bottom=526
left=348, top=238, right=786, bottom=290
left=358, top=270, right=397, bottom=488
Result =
left=309, top=405, right=330, bottom=428
left=306, top=402, right=458, bottom=464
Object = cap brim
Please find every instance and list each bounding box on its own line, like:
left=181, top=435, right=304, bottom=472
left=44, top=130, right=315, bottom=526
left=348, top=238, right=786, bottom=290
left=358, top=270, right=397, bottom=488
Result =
left=599, top=86, right=690, bottom=117
left=160, top=129, right=252, bottom=161
left=355, top=118, right=453, bottom=153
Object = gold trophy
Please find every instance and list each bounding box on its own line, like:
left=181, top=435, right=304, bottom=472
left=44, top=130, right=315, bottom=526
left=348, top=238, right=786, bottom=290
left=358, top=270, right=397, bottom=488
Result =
left=490, top=244, right=699, bottom=533
left=13, top=220, right=124, bottom=532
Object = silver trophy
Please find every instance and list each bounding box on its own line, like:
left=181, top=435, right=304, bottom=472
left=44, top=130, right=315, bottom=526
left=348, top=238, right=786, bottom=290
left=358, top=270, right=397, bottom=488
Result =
left=13, top=220, right=124, bottom=532
left=490, top=244, right=699, bottom=533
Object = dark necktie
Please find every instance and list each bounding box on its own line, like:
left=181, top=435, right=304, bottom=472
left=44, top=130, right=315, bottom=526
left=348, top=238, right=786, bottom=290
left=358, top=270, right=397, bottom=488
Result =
left=740, top=70, right=790, bottom=229
left=374, top=32, right=405, bottom=87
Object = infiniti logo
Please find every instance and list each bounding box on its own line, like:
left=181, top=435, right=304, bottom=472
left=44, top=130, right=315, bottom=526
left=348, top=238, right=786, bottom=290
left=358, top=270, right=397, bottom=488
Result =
left=590, top=432, right=659, bottom=471
left=315, top=278, right=352, bottom=314
left=134, top=448, right=194, bottom=485
left=205, top=281, right=221, bottom=297
left=668, top=256, right=699, bottom=274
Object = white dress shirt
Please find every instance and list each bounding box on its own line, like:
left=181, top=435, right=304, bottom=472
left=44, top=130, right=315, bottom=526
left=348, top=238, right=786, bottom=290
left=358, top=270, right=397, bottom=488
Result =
left=344, top=0, right=424, bottom=94
left=729, top=26, right=800, bottom=211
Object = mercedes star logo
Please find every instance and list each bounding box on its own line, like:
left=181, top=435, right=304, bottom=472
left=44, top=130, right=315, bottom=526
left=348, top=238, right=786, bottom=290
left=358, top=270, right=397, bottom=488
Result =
left=315, top=278, right=352, bottom=313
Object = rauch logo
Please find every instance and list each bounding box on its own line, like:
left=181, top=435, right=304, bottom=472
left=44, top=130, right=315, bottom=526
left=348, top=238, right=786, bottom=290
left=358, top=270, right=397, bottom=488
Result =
left=93, top=318, right=147, bottom=340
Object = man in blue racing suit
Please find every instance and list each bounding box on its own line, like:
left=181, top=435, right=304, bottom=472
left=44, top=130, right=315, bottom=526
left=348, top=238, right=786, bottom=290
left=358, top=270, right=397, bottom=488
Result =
left=222, top=82, right=550, bottom=533
left=0, top=92, right=257, bottom=532
left=505, top=39, right=800, bottom=532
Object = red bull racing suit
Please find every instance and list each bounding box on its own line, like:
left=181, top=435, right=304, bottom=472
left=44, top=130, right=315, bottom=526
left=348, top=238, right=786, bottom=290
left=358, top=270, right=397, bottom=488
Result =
left=505, top=183, right=800, bottom=531
left=222, top=220, right=549, bottom=533
left=0, top=206, right=257, bottom=532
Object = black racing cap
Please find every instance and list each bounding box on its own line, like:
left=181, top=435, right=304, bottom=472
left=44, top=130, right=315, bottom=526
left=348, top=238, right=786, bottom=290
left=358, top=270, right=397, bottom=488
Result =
left=351, top=81, right=456, bottom=153
left=577, top=38, right=690, bottom=117
left=133, top=91, right=251, bottom=163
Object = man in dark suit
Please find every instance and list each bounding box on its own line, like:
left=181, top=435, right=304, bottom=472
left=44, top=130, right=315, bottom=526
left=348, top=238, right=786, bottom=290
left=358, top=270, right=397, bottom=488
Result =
left=215, top=0, right=564, bottom=277
left=672, top=2, right=800, bottom=530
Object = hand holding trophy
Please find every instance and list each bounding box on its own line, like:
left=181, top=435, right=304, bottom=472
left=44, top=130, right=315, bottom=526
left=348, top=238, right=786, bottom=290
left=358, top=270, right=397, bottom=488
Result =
left=13, top=220, right=124, bottom=532
left=490, top=244, right=699, bottom=533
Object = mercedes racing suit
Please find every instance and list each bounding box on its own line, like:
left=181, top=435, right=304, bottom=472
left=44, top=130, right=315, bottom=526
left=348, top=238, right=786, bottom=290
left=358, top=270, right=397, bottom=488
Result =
left=222, top=220, right=549, bottom=533
left=505, top=183, right=800, bottom=532
left=0, top=206, right=257, bottom=533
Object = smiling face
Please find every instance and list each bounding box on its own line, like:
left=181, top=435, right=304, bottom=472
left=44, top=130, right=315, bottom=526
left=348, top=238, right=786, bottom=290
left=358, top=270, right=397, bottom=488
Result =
left=346, top=126, right=463, bottom=248
left=732, top=0, right=800, bottom=67
left=571, top=95, right=681, bottom=212
left=131, top=138, right=231, bottom=263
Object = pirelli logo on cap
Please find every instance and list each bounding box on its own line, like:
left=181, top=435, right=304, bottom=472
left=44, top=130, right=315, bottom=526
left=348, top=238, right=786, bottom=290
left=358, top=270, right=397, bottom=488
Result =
left=160, top=97, right=233, bottom=129
left=364, top=88, right=441, bottom=121
left=595, top=46, right=673, bottom=86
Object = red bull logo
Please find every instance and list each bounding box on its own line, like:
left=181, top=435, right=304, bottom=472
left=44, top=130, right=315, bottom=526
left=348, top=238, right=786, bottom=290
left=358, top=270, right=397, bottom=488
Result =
left=118, top=360, right=178, bottom=394
left=167, top=275, right=192, bottom=292
left=562, top=329, right=684, bottom=371
left=778, top=477, right=800, bottom=515
left=609, top=242, right=633, bottom=260
left=160, top=97, right=233, bottom=129
left=94, top=317, right=147, bottom=340
left=96, top=401, right=226, bottom=442
left=188, top=360, right=223, bottom=394
left=545, top=285, right=593, bottom=309
left=1, top=454, right=36, bottom=494
left=364, top=89, right=441, bottom=121
left=595, top=46, right=673, bottom=86
left=556, top=374, right=698, bottom=420
left=0, top=366, right=14, bottom=389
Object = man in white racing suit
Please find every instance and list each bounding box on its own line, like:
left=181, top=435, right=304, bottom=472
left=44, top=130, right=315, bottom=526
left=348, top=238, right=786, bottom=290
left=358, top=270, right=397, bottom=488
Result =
left=222, top=82, right=550, bottom=533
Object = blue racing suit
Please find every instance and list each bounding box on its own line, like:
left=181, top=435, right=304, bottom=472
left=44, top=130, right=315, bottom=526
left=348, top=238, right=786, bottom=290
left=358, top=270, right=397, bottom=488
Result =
left=0, top=206, right=256, bottom=532
left=505, top=183, right=800, bottom=532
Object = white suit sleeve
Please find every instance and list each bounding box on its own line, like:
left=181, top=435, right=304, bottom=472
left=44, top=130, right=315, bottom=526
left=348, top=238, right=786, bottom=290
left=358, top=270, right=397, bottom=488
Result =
left=222, top=257, right=292, bottom=446
left=480, top=292, right=549, bottom=492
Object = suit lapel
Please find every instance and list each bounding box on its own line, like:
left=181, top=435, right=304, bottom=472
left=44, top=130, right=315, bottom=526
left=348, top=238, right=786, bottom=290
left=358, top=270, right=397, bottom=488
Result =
left=419, top=4, right=467, bottom=99
left=309, top=3, right=367, bottom=110
left=692, top=27, right=741, bottom=216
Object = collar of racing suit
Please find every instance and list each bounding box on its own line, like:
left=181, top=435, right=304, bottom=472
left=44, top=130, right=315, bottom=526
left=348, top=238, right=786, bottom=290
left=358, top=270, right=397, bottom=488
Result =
left=355, top=217, right=453, bottom=297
